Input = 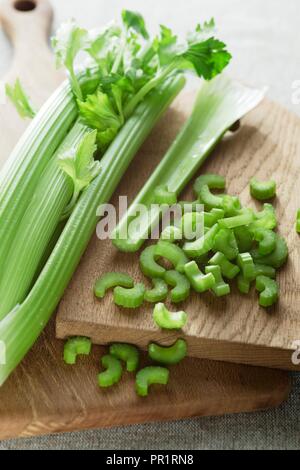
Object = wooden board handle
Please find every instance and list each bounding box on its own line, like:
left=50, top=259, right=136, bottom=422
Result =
left=0, top=0, right=53, bottom=53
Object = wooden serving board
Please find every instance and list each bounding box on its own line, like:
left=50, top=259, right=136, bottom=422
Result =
left=0, top=0, right=290, bottom=440
left=57, top=92, right=300, bottom=371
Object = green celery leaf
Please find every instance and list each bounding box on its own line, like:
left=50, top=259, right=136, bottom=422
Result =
left=122, top=10, right=149, bottom=39
left=51, top=20, right=88, bottom=98
left=78, top=91, right=124, bottom=152
left=182, top=37, right=232, bottom=79
left=86, top=24, right=121, bottom=68
left=5, top=79, right=36, bottom=119
left=59, top=129, right=101, bottom=196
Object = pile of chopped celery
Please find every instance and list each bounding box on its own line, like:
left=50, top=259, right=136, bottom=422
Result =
left=0, top=11, right=233, bottom=386
left=64, top=337, right=187, bottom=397
left=97, top=174, right=288, bottom=310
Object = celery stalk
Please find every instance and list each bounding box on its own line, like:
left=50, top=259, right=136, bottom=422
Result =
left=112, top=75, right=265, bottom=252
left=0, top=76, right=185, bottom=386
left=0, top=71, right=99, bottom=278
left=0, top=122, right=90, bottom=320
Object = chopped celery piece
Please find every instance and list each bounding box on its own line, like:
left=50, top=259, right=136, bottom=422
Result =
left=256, top=276, right=279, bottom=308
left=250, top=178, right=276, bottom=201
left=194, top=174, right=226, bottom=197
left=113, top=283, right=145, bottom=309
left=237, top=274, right=251, bottom=295
left=253, top=228, right=276, bottom=256
left=140, top=245, right=166, bottom=279
left=109, top=343, right=139, bottom=372
left=254, top=264, right=276, bottom=279
left=205, top=265, right=230, bottom=297
left=153, top=303, right=187, bottom=330
left=237, top=253, right=256, bottom=282
left=148, top=339, right=187, bottom=365
left=161, top=226, right=183, bottom=243
left=98, top=355, right=123, bottom=388
left=155, top=241, right=189, bottom=274
left=222, top=195, right=241, bottom=216
left=204, top=208, right=225, bottom=228
left=234, top=226, right=253, bottom=253
left=63, top=337, right=92, bottom=365
left=208, top=252, right=240, bottom=279
left=183, top=224, right=219, bottom=258
left=184, top=261, right=215, bottom=293
left=145, top=278, right=169, bottom=303
left=251, top=204, right=277, bottom=230
left=213, top=228, right=239, bottom=260
left=94, top=272, right=134, bottom=298
left=218, top=209, right=254, bottom=229
left=136, top=366, right=169, bottom=397
left=164, top=270, right=191, bottom=303
left=251, top=236, right=288, bottom=269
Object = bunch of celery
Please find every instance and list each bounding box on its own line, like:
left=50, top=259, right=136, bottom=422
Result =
left=0, top=11, right=231, bottom=385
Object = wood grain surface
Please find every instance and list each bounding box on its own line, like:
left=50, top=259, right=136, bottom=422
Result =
left=56, top=90, right=300, bottom=371
left=0, top=0, right=291, bottom=440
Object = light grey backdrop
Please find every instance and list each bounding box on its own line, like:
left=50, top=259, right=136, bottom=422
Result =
left=0, top=0, right=299, bottom=450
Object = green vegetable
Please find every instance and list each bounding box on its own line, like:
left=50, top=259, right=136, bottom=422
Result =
left=251, top=236, right=288, bottom=269
left=5, top=78, right=36, bottom=119
left=113, top=75, right=264, bottom=252
left=148, top=339, right=187, bottom=365
left=234, top=226, right=253, bottom=253
left=184, top=261, right=215, bottom=293
left=194, top=174, right=225, bottom=197
left=204, top=208, right=225, bottom=228
left=213, top=228, right=239, bottom=260
left=253, top=227, right=276, bottom=256
left=155, top=241, right=189, bottom=274
left=183, top=224, right=219, bottom=258
left=136, top=366, right=169, bottom=397
left=98, top=355, right=123, bottom=388
left=164, top=270, right=191, bottom=303
left=94, top=272, right=134, bottom=299
left=109, top=343, right=139, bottom=372
left=237, top=253, right=256, bottom=282
left=0, top=73, right=184, bottom=386
left=250, top=178, right=276, bottom=201
left=254, top=264, right=276, bottom=279
left=161, top=226, right=183, bottom=242
left=198, top=185, right=224, bottom=210
left=252, top=204, right=277, bottom=230
left=113, top=283, right=145, bottom=309
left=145, top=278, right=169, bottom=303
left=154, top=185, right=177, bottom=205
left=180, top=212, right=204, bottom=241
left=52, top=19, right=89, bottom=100
left=256, top=276, right=279, bottom=308
left=237, top=274, right=251, bottom=295
left=221, top=195, right=241, bottom=216
left=297, top=210, right=300, bottom=234
left=140, top=245, right=166, bottom=279
left=63, top=337, right=92, bottom=365
left=208, top=252, right=240, bottom=279
left=218, top=209, right=254, bottom=229
left=205, top=265, right=230, bottom=297
left=153, top=303, right=187, bottom=330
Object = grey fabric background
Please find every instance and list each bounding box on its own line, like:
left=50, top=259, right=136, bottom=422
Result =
left=0, top=0, right=299, bottom=450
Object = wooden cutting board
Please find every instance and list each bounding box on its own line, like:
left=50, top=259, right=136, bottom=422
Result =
left=0, top=0, right=290, bottom=440
left=56, top=80, right=300, bottom=372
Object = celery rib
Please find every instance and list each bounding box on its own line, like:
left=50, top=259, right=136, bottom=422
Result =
left=0, top=122, right=89, bottom=319
left=0, top=76, right=185, bottom=386
left=0, top=71, right=99, bottom=279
